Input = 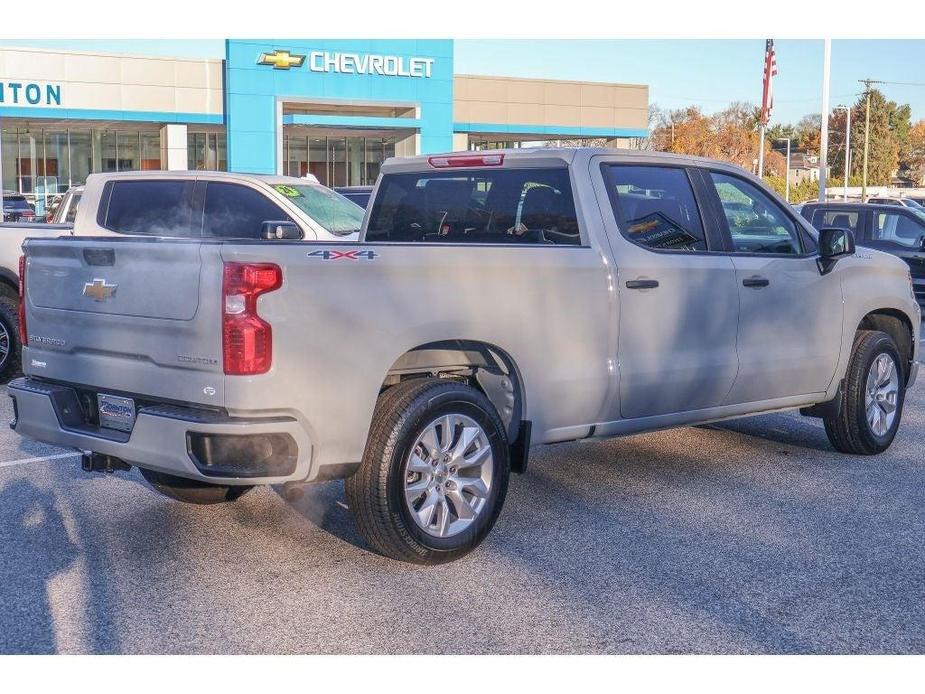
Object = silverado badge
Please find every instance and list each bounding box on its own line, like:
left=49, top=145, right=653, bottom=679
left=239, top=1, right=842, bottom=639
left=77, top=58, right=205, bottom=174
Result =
left=83, top=278, right=118, bottom=301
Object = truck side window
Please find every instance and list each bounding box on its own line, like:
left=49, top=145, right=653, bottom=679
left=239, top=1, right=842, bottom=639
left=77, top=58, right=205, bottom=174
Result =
left=873, top=211, right=925, bottom=247
left=710, top=172, right=802, bottom=255
left=603, top=165, right=706, bottom=251
left=103, top=180, right=195, bottom=236
left=203, top=183, right=295, bottom=239
left=64, top=193, right=81, bottom=223
left=366, top=168, right=581, bottom=245
left=815, top=209, right=860, bottom=235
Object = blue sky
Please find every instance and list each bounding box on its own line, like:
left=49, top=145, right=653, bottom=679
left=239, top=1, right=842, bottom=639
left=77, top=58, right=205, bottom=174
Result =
left=5, top=39, right=925, bottom=124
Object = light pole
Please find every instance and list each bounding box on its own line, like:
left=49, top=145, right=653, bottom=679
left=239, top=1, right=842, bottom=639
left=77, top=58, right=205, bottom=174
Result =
left=775, top=138, right=792, bottom=202
left=835, top=105, right=851, bottom=201
left=818, top=39, right=831, bottom=202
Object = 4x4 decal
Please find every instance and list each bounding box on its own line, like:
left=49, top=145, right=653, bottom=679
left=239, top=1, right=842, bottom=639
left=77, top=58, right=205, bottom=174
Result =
left=307, top=249, right=378, bottom=261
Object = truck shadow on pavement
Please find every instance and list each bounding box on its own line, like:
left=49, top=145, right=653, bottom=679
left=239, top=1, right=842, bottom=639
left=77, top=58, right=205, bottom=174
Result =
left=701, top=411, right=835, bottom=452
left=0, top=478, right=79, bottom=654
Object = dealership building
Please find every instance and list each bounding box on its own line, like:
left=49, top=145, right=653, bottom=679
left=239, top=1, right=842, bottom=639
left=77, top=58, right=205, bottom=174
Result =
left=0, top=40, right=649, bottom=204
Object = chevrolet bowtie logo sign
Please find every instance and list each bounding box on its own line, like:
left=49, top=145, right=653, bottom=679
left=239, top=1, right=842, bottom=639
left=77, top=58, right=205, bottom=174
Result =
left=83, top=278, right=118, bottom=301
left=257, top=50, right=306, bottom=70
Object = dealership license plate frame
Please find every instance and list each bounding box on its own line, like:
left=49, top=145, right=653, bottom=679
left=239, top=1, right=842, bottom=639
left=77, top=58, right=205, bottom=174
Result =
left=97, top=393, right=137, bottom=433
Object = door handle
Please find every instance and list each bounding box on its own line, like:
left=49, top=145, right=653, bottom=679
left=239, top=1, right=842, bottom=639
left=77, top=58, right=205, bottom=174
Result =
left=742, top=276, right=770, bottom=288
left=625, top=279, right=659, bottom=290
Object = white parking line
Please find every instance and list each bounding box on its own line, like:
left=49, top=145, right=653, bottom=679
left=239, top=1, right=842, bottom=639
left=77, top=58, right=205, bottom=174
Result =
left=0, top=451, right=78, bottom=469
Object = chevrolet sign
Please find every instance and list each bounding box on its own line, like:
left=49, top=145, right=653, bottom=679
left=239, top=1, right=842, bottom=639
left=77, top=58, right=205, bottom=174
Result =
left=256, top=50, right=306, bottom=70
left=257, top=49, right=434, bottom=78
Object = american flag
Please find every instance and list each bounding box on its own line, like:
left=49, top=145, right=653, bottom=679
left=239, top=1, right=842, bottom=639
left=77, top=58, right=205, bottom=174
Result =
left=760, top=39, right=778, bottom=126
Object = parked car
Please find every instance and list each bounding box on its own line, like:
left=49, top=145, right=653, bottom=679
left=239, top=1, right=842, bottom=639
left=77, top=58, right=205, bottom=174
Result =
left=0, top=171, right=365, bottom=380
left=50, top=186, right=83, bottom=224
left=1, top=192, right=36, bottom=222
left=10, top=148, right=920, bottom=564
left=867, top=196, right=925, bottom=211
left=334, top=185, right=374, bottom=209
left=801, top=201, right=925, bottom=308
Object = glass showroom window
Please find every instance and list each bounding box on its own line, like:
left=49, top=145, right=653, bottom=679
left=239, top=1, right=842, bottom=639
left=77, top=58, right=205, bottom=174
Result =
left=1, top=126, right=163, bottom=193
left=140, top=132, right=160, bottom=170
left=69, top=130, right=92, bottom=186
left=188, top=132, right=227, bottom=171
left=43, top=130, right=70, bottom=193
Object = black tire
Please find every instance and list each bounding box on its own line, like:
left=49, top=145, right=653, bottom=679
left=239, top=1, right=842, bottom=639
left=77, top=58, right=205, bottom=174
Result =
left=824, top=330, right=906, bottom=455
left=346, top=377, right=510, bottom=564
left=0, top=295, right=22, bottom=383
left=138, top=468, right=254, bottom=505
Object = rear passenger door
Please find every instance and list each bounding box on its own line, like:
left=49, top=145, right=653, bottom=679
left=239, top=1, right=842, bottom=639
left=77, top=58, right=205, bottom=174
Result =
left=705, top=171, right=843, bottom=403
left=598, top=162, right=740, bottom=419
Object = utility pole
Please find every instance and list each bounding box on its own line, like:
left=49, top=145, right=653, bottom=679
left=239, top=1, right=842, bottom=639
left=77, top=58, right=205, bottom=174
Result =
left=835, top=105, right=851, bottom=200
left=818, top=39, right=831, bottom=202
left=859, top=79, right=880, bottom=202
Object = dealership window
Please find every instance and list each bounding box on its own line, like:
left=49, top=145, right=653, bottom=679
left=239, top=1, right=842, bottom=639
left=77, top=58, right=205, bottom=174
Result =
left=2, top=125, right=168, bottom=217
left=188, top=132, right=227, bottom=171
left=283, top=134, right=396, bottom=186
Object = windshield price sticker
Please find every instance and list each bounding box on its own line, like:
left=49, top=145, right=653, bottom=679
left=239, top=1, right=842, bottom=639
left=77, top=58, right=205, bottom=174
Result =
left=274, top=185, right=303, bottom=198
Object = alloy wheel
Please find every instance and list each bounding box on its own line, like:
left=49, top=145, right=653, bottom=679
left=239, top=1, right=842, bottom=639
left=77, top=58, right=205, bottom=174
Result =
left=403, top=413, right=494, bottom=538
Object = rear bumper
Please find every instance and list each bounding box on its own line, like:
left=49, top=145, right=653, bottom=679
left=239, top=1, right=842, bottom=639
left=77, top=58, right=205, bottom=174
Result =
left=8, top=377, right=314, bottom=485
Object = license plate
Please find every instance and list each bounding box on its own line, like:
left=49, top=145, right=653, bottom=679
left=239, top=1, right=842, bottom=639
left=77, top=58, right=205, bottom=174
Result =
left=97, top=393, right=136, bottom=432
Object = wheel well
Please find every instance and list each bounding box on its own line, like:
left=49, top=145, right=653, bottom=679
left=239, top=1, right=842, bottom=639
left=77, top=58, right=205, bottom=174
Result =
left=383, top=340, right=528, bottom=468
left=858, top=310, right=914, bottom=382
left=0, top=276, right=17, bottom=301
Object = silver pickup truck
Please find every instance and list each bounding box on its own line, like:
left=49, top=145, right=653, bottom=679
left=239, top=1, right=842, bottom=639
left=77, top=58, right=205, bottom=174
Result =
left=0, top=171, right=364, bottom=380
left=10, top=148, right=921, bottom=564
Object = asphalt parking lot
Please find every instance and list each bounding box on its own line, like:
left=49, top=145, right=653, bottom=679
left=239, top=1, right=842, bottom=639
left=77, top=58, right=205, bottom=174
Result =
left=1, top=375, right=924, bottom=655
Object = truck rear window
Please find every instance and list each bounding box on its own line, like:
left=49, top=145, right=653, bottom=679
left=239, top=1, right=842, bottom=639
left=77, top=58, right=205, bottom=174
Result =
left=102, top=180, right=195, bottom=236
left=3, top=195, right=32, bottom=210
left=365, top=168, right=581, bottom=245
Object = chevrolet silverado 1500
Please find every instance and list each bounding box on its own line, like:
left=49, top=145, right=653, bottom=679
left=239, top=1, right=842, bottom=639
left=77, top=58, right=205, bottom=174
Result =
left=9, top=148, right=920, bottom=564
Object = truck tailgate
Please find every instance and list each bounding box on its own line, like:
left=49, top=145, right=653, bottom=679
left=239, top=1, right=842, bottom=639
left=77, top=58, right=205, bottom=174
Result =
left=22, top=237, right=226, bottom=407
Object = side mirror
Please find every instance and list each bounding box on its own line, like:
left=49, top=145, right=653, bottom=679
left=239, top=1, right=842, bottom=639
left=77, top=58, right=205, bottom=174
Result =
left=817, top=227, right=856, bottom=275
left=261, top=221, right=302, bottom=240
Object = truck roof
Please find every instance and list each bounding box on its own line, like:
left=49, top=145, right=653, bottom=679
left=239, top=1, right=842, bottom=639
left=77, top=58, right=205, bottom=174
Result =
left=380, top=146, right=756, bottom=177
left=82, top=170, right=320, bottom=186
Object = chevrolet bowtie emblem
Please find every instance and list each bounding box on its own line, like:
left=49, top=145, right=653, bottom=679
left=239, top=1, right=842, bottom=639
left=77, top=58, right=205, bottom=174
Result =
left=257, top=50, right=306, bottom=70
left=83, top=278, right=118, bottom=301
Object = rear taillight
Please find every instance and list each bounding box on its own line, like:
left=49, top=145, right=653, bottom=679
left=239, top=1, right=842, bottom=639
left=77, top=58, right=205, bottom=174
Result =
left=222, top=262, right=282, bottom=375
left=17, top=255, right=27, bottom=346
left=428, top=153, right=504, bottom=168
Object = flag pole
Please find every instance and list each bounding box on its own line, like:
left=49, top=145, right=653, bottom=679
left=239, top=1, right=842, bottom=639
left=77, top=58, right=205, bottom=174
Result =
left=758, top=124, right=765, bottom=178
left=818, top=39, right=831, bottom=202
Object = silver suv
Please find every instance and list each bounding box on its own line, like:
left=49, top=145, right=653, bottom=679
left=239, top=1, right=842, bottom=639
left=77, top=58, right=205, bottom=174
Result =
left=10, top=148, right=921, bottom=564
